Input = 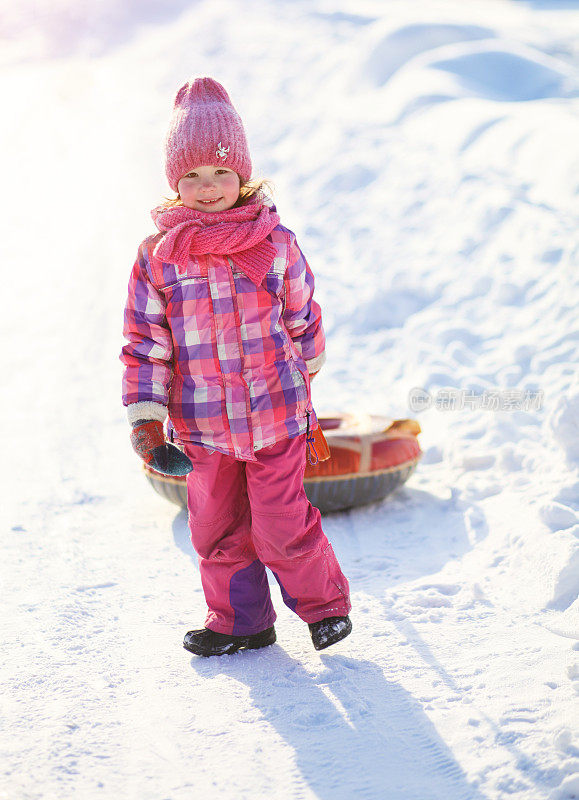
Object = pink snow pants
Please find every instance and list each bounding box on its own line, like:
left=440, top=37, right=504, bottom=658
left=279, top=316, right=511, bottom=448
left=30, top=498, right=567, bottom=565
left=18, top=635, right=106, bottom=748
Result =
left=184, top=434, right=351, bottom=636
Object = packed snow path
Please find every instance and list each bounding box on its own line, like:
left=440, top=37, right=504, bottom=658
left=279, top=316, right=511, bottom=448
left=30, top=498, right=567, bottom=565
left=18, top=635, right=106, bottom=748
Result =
left=1, top=1, right=578, bottom=798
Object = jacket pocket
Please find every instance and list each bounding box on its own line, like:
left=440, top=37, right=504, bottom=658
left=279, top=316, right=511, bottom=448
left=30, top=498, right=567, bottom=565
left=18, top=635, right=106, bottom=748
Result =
left=279, top=325, right=311, bottom=415
left=161, top=275, right=208, bottom=293
left=287, top=356, right=310, bottom=415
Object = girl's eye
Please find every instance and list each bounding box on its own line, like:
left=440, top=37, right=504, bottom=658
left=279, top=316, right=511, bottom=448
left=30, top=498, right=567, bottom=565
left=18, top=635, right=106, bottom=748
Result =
left=216, top=169, right=228, bottom=175
left=185, top=172, right=197, bottom=178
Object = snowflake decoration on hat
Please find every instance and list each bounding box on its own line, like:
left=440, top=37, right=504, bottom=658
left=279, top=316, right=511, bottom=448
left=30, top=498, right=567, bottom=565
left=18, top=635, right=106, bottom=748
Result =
left=216, top=142, right=230, bottom=160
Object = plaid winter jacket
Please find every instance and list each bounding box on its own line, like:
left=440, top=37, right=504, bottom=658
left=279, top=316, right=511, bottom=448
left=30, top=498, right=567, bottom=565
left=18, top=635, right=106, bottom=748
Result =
left=120, top=224, right=326, bottom=461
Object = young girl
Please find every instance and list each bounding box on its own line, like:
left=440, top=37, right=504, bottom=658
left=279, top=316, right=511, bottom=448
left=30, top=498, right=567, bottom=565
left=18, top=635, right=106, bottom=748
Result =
left=121, top=77, right=351, bottom=657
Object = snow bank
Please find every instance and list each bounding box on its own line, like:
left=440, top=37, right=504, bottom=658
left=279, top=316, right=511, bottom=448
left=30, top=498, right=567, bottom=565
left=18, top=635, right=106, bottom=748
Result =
left=363, top=22, right=496, bottom=86
left=429, top=40, right=579, bottom=101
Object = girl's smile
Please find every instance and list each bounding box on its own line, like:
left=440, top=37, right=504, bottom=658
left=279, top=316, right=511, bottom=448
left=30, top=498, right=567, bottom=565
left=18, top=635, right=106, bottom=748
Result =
left=177, top=165, right=241, bottom=212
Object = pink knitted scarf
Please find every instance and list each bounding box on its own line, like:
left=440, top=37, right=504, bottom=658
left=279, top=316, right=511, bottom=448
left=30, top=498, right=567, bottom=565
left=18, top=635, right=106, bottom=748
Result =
left=151, top=197, right=281, bottom=285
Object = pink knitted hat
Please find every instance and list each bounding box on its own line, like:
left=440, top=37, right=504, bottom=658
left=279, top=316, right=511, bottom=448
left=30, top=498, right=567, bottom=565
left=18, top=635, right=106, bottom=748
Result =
left=164, top=77, right=252, bottom=191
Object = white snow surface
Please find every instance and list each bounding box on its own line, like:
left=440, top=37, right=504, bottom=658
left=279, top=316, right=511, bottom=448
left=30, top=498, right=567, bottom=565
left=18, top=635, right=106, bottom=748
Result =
left=1, top=1, right=579, bottom=798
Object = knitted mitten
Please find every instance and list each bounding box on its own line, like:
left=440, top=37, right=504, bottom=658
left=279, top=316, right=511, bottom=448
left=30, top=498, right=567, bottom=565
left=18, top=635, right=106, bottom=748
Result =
left=130, top=420, right=165, bottom=465
left=126, top=402, right=192, bottom=476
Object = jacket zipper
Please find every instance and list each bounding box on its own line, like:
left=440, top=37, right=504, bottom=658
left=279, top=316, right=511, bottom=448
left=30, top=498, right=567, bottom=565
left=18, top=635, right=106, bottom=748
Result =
left=305, top=410, right=319, bottom=466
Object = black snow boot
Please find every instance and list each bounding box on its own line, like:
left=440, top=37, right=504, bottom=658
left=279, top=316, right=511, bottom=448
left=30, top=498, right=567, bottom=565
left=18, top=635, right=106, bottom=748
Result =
left=183, top=626, right=276, bottom=657
left=309, top=615, right=352, bottom=651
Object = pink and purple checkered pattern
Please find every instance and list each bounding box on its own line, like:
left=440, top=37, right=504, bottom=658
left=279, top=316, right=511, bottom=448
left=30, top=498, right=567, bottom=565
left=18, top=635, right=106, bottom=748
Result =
left=121, top=224, right=326, bottom=461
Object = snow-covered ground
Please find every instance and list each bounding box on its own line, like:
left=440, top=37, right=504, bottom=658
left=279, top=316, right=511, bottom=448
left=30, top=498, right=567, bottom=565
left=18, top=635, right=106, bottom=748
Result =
left=1, top=0, right=579, bottom=797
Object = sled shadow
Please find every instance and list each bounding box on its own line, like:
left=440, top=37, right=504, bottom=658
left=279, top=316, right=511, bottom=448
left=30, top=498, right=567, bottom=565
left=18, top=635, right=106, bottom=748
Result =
left=323, top=485, right=489, bottom=594
left=189, top=649, right=485, bottom=800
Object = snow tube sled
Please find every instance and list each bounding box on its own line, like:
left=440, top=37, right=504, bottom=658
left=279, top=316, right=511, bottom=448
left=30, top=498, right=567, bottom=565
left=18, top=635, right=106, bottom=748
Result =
left=143, top=414, right=421, bottom=514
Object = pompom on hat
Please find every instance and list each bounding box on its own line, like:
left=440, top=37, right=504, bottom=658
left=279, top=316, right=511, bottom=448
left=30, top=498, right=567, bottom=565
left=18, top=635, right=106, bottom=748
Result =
left=164, top=77, right=252, bottom=191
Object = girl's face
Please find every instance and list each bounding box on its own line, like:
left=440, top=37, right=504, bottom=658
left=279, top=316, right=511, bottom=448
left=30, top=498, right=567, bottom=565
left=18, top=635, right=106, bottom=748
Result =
left=177, top=165, right=240, bottom=212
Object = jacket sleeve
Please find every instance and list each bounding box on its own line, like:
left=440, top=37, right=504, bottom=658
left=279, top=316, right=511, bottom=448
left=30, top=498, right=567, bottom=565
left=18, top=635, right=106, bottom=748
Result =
left=282, top=233, right=326, bottom=375
left=120, top=242, right=173, bottom=412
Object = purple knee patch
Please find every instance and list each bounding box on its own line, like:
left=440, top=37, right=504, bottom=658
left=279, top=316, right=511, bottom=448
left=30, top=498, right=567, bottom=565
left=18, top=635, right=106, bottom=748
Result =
left=230, top=560, right=275, bottom=635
